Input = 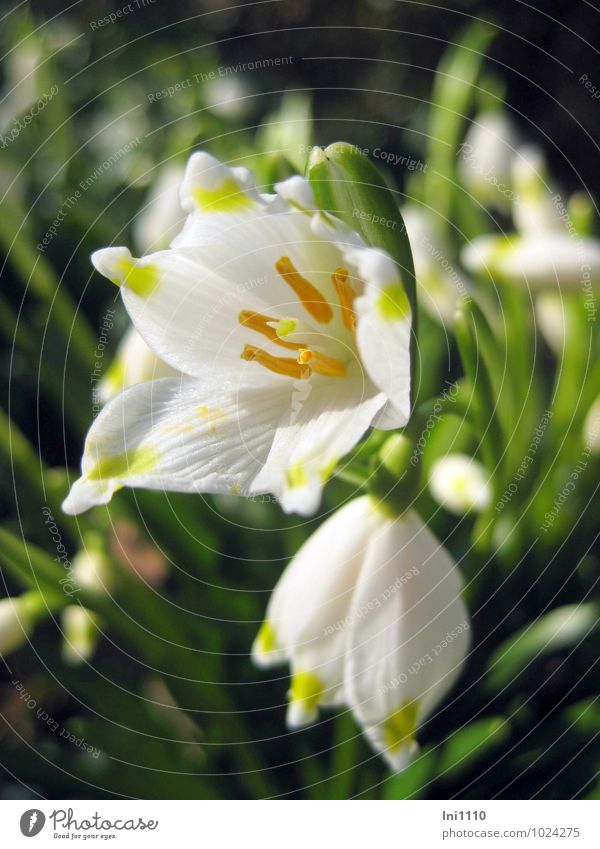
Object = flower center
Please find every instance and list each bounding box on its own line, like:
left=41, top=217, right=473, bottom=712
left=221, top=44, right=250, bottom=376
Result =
left=239, top=259, right=357, bottom=380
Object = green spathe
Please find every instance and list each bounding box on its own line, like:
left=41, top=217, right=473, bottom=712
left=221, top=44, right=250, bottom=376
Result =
left=307, top=142, right=417, bottom=404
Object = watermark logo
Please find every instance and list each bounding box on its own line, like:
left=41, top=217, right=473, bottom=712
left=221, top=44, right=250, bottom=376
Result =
left=20, top=810, right=46, bottom=837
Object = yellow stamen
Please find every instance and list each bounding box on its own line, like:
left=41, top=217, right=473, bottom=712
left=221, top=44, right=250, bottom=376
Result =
left=298, top=348, right=346, bottom=378
left=242, top=344, right=311, bottom=379
left=238, top=310, right=305, bottom=350
left=275, top=256, right=333, bottom=324
left=332, top=267, right=357, bottom=332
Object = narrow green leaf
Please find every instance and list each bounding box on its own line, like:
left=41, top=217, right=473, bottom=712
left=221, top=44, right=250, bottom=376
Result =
left=485, top=603, right=600, bottom=692
left=437, top=716, right=510, bottom=779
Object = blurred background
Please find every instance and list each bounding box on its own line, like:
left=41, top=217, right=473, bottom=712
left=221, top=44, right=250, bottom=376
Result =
left=1, top=0, right=599, bottom=799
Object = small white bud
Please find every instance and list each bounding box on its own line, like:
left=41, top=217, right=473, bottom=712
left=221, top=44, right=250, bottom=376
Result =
left=429, top=454, right=491, bottom=514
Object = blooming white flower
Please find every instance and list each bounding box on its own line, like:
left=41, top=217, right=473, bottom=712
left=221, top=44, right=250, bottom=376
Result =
left=253, top=496, right=470, bottom=770
left=402, top=206, right=471, bottom=326
left=429, top=454, right=491, bottom=514
left=63, top=152, right=412, bottom=516
left=458, top=110, right=519, bottom=211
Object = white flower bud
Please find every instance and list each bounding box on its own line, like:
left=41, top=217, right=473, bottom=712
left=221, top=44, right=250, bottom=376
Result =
left=429, top=454, right=491, bottom=514
left=61, top=606, right=99, bottom=665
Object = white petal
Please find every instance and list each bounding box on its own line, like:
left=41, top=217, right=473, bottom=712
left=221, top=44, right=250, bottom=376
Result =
left=348, top=247, right=412, bottom=424
left=91, top=245, right=315, bottom=379
left=252, top=496, right=383, bottom=726
left=252, top=369, right=387, bottom=515
left=133, top=163, right=187, bottom=253
left=179, top=151, right=262, bottom=214
left=274, top=175, right=316, bottom=212
left=429, top=454, right=491, bottom=514
left=62, top=375, right=290, bottom=515
left=98, top=326, right=180, bottom=404
left=345, top=511, right=470, bottom=771
left=172, top=201, right=347, bottom=328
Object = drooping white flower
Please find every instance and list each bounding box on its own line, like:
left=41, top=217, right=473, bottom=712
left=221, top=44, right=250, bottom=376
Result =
left=429, top=454, right=491, bottom=514
left=462, top=230, right=600, bottom=291
left=63, top=152, right=412, bottom=517
left=461, top=144, right=600, bottom=291
left=402, top=206, right=471, bottom=326
left=253, top=496, right=470, bottom=770
left=458, top=110, right=519, bottom=211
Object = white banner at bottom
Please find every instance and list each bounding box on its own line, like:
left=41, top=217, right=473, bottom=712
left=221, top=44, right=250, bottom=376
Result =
left=0, top=799, right=597, bottom=848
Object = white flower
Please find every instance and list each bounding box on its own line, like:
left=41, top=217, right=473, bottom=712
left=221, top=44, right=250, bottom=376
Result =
left=63, top=152, right=412, bottom=517
left=402, top=206, right=471, bottom=326
left=461, top=144, right=600, bottom=291
left=429, top=454, right=491, bottom=514
left=252, top=496, right=470, bottom=770
left=462, top=231, right=600, bottom=291
left=458, top=110, right=519, bottom=211
left=583, top=396, right=600, bottom=455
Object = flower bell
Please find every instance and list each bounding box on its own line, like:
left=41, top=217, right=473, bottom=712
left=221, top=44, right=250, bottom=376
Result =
left=63, top=151, right=412, bottom=517
left=253, top=495, right=470, bottom=770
